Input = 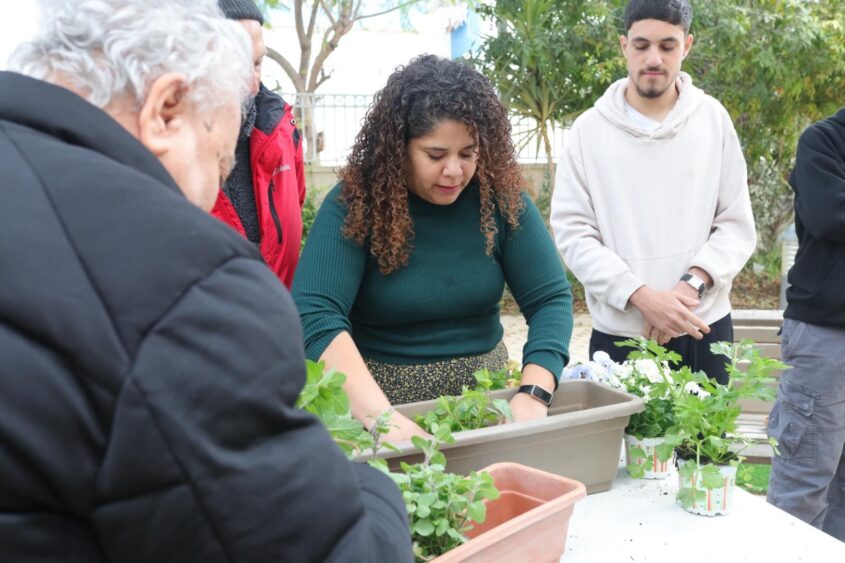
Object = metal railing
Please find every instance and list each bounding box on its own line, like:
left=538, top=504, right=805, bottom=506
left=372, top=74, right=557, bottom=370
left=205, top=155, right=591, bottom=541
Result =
left=281, top=91, right=563, bottom=166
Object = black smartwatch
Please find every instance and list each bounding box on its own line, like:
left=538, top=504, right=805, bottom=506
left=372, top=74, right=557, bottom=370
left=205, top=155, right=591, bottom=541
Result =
left=517, top=384, right=553, bottom=407
left=680, top=273, right=706, bottom=298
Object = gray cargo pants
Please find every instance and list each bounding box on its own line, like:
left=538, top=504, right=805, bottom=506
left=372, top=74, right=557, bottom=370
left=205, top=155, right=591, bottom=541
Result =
left=767, top=318, right=845, bottom=542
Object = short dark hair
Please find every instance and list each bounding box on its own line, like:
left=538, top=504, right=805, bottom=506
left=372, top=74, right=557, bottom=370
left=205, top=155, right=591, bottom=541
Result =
left=624, top=0, right=692, bottom=33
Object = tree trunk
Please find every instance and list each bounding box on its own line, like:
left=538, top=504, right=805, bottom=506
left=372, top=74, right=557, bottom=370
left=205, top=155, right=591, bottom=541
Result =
left=294, top=93, right=318, bottom=164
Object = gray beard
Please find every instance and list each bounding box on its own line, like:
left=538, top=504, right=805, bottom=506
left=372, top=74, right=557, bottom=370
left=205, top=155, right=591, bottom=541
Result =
left=240, top=97, right=258, bottom=139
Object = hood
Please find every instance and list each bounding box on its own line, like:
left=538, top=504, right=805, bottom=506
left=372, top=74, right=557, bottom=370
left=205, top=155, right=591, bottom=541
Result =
left=594, top=71, right=705, bottom=139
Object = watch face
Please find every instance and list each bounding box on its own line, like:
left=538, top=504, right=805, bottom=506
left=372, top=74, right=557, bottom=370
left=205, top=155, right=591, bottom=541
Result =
left=682, top=274, right=705, bottom=297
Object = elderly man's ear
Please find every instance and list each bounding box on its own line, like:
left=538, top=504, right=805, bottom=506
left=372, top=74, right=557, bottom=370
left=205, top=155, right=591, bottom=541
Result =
left=137, top=72, right=191, bottom=157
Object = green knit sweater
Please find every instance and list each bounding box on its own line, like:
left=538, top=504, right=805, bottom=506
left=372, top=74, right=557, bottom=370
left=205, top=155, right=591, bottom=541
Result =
left=291, top=183, right=573, bottom=380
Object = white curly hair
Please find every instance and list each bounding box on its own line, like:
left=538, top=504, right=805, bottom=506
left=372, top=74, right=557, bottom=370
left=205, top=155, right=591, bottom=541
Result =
left=8, top=0, right=253, bottom=111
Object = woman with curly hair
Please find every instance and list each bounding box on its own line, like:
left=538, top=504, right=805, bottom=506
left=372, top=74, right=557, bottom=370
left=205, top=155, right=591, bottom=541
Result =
left=292, top=55, right=573, bottom=442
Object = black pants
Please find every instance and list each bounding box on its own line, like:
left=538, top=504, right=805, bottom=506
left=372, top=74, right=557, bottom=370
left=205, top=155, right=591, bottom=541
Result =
left=589, top=313, right=734, bottom=385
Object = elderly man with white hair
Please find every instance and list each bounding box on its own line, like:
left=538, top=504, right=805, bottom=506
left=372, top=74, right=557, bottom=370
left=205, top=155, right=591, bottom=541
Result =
left=0, top=1, right=412, bottom=561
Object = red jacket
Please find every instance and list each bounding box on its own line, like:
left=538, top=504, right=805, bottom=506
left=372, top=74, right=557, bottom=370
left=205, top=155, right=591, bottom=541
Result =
left=212, top=85, right=306, bottom=288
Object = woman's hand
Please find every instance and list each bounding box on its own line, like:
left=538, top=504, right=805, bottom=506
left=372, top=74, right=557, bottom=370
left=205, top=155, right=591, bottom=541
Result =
left=380, top=411, right=431, bottom=444
left=506, top=363, right=554, bottom=423
left=508, top=391, right=549, bottom=423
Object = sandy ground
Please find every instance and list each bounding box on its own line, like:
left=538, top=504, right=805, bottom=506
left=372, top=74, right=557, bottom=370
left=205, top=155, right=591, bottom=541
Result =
left=501, top=312, right=592, bottom=367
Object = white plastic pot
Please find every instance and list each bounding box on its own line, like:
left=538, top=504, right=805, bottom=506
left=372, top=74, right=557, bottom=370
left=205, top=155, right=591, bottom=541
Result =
left=624, top=434, right=675, bottom=479
left=677, top=460, right=738, bottom=516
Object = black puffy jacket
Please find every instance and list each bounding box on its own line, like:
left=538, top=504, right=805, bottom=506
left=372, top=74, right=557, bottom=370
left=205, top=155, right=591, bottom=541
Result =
left=0, top=71, right=412, bottom=563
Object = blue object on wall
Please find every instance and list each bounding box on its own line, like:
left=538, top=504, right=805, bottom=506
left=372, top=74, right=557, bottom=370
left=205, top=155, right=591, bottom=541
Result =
left=451, top=10, right=482, bottom=59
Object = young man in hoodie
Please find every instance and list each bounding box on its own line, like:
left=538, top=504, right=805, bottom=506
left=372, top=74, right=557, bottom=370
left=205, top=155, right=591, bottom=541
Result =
left=551, top=0, right=756, bottom=383
left=767, top=107, right=845, bottom=542
left=212, top=0, right=306, bottom=289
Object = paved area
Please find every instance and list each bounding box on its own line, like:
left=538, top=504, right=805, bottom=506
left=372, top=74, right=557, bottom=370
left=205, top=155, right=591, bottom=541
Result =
left=501, top=312, right=592, bottom=366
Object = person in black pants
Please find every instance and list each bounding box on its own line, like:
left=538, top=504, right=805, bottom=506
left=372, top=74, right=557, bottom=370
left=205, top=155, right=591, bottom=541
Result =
left=552, top=0, right=756, bottom=384
left=589, top=314, right=733, bottom=384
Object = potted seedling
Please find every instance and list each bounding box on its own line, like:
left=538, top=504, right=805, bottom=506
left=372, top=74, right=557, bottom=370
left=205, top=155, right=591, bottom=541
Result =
left=564, top=339, right=679, bottom=479
left=655, top=342, right=785, bottom=516
left=613, top=340, right=680, bottom=479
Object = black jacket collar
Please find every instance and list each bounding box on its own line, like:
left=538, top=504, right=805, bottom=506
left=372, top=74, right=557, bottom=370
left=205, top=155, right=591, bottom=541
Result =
left=831, top=106, right=845, bottom=129
left=0, top=71, right=179, bottom=194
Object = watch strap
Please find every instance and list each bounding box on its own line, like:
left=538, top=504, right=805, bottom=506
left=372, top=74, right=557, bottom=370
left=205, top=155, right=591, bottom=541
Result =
left=680, top=273, right=706, bottom=298
left=517, top=384, right=553, bottom=407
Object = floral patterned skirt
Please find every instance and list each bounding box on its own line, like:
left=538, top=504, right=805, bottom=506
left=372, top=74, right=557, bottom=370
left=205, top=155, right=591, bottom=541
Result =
left=365, top=341, right=509, bottom=404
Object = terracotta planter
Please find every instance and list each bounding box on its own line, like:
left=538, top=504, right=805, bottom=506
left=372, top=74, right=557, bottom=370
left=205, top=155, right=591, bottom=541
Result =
left=433, top=462, right=586, bottom=562
left=362, top=380, right=644, bottom=494
left=624, top=434, right=674, bottom=479
left=677, top=460, right=738, bottom=516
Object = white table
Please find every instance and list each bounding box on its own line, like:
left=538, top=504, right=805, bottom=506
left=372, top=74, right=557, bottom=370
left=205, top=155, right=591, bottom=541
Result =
left=563, top=457, right=845, bottom=562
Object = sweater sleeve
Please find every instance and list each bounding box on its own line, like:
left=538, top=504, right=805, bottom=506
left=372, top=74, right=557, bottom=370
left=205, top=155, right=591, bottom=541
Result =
left=503, top=194, right=574, bottom=381
left=790, top=122, right=845, bottom=244
left=93, top=257, right=412, bottom=563
left=690, top=108, right=757, bottom=292
left=551, top=123, right=645, bottom=311
left=291, top=185, right=367, bottom=360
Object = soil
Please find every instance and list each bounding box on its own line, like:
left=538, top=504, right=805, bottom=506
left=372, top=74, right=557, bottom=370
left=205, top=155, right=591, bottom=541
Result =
left=729, top=268, right=780, bottom=310
left=675, top=445, right=739, bottom=466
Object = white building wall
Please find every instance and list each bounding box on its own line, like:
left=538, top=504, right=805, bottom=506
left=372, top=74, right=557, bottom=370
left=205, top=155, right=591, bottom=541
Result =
left=262, top=11, right=452, bottom=96
left=0, top=4, right=39, bottom=70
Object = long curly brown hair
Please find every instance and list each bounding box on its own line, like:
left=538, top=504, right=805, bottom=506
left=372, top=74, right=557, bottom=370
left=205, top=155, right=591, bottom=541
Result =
left=339, top=54, right=525, bottom=275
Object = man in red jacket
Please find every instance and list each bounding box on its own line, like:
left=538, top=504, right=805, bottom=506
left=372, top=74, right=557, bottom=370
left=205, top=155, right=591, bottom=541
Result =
left=214, top=0, right=306, bottom=288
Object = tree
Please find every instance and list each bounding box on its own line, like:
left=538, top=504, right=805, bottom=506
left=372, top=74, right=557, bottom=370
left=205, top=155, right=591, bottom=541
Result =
left=472, top=0, right=624, bottom=207
left=686, top=0, right=845, bottom=248
left=257, top=0, right=426, bottom=161
left=475, top=0, right=845, bottom=251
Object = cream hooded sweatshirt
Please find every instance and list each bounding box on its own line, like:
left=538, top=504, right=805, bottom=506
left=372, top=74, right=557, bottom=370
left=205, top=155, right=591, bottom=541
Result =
left=551, top=72, right=756, bottom=338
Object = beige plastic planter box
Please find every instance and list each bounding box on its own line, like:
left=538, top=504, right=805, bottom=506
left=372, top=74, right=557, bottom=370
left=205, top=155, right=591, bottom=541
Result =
left=367, top=380, right=643, bottom=494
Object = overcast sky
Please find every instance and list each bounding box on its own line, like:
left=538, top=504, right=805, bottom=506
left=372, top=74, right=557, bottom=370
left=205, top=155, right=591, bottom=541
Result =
left=0, top=4, right=40, bottom=70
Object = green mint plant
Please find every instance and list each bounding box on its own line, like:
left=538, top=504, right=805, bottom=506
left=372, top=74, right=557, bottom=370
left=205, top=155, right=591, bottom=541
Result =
left=299, top=361, right=501, bottom=562
left=297, top=360, right=376, bottom=458
left=653, top=341, right=786, bottom=509
left=416, top=370, right=514, bottom=434
left=482, top=361, right=522, bottom=391
left=377, top=423, right=500, bottom=562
